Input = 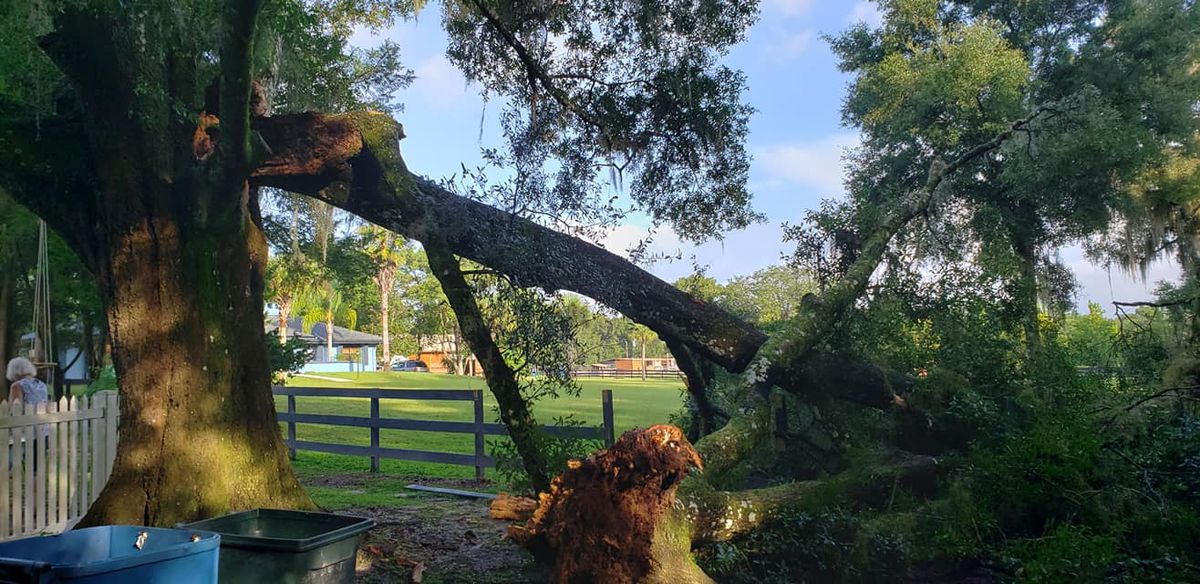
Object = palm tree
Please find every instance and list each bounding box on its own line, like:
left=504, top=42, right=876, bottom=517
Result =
left=265, top=253, right=319, bottom=344
left=300, top=282, right=358, bottom=361
left=360, top=225, right=404, bottom=367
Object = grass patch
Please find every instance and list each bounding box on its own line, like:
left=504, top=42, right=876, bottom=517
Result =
left=279, top=372, right=685, bottom=480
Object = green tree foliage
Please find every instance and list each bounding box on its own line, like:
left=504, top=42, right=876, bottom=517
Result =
left=804, top=0, right=1200, bottom=358
left=674, top=265, right=816, bottom=328
left=1063, top=302, right=1118, bottom=371
left=299, top=281, right=358, bottom=359
left=264, top=330, right=312, bottom=384
left=695, top=3, right=1200, bottom=581
left=265, top=252, right=321, bottom=342
left=442, top=0, right=759, bottom=239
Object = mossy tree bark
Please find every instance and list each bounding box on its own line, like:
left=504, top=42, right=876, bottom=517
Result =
left=0, top=6, right=313, bottom=526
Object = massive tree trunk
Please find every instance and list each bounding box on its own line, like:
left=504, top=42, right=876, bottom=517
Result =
left=0, top=7, right=313, bottom=526
left=81, top=187, right=312, bottom=526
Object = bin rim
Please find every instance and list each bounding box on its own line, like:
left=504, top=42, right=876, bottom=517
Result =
left=178, top=508, right=375, bottom=553
left=0, top=525, right=221, bottom=579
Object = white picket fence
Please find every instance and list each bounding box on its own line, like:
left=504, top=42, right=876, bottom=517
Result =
left=0, top=391, right=119, bottom=541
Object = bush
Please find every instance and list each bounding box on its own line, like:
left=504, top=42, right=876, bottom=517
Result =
left=490, top=415, right=605, bottom=494
left=82, top=365, right=117, bottom=396
left=266, top=331, right=312, bottom=384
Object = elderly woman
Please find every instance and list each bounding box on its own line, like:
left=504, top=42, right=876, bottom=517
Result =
left=7, top=357, right=48, bottom=406
left=7, top=357, right=49, bottom=469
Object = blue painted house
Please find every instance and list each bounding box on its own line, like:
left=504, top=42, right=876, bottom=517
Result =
left=266, top=317, right=381, bottom=373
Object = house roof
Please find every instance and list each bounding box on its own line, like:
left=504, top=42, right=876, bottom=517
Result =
left=265, top=317, right=382, bottom=347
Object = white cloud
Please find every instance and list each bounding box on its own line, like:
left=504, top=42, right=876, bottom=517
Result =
left=848, top=1, right=884, bottom=28
left=765, top=0, right=814, bottom=18
left=753, top=133, right=860, bottom=195
left=764, top=29, right=816, bottom=62
left=1061, top=245, right=1182, bottom=314
left=409, top=55, right=471, bottom=111
left=597, top=224, right=686, bottom=264
left=593, top=221, right=792, bottom=286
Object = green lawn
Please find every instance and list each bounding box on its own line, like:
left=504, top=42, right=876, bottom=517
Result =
left=277, top=372, right=685, bottom=488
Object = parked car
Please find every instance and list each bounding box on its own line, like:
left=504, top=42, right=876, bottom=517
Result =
left=391, top=359, right=429, bottom=372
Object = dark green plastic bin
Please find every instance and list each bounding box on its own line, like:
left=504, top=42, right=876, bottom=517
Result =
left=179, top=509, right=374, bottom=584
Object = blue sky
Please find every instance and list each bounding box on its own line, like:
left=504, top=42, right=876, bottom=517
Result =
left=350, top=0, right=1177, bottom=313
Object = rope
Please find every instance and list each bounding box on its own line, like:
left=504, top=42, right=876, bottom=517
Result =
left=31, top=219, right=54, bottom=386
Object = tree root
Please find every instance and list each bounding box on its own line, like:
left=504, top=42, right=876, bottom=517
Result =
left=506, top=424, right=943, bottom=582
left=508, top=425, right=703, bottom=583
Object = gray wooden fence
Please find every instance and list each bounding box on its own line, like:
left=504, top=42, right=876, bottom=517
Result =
left=273, top=387, right=616, bottom=479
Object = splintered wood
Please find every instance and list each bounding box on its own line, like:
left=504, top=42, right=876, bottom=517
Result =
left=489, top=493, right=538, bottom=521
left=506, top=425, right=702, bottom=584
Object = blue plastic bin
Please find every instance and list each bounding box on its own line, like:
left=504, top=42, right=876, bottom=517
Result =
left=0, top=525, right=220, bottom=584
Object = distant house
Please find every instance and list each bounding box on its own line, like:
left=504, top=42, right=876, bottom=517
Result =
left=411, top=335, right=482, bottom=376
left=266, top=317, right=381, bottom=373
left=592, top=357, right=678, bottom=372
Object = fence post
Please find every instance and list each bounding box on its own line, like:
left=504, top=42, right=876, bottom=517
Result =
left=286, top=394, right=297, bottom=460
left=602, top=390, right=615, bottom=447
left=369, top=396, right=380, bottom=473
left=472, top=390, right=485, bottom=480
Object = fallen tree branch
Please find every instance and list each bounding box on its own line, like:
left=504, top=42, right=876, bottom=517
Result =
left=678, top=450, right=941, bottom=544
left=249, top=112, right=767, bottom=373
left=1113, top=298, right=1197, bottom=309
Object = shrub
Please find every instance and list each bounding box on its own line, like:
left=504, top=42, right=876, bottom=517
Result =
left=266, top=331, right=312, bottom=384
left=490, top=415, right=605, bottom=494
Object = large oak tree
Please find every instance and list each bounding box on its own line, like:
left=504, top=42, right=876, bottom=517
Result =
left=0, top=0, right=773, bottom=526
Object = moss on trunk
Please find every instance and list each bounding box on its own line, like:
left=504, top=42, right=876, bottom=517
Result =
left=79, top=192, right=314, bottom=527
left=16, top=7, right=314, bottom=527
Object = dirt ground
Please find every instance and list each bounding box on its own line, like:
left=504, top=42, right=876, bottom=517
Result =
left=313, top=476, right=545, bottom=584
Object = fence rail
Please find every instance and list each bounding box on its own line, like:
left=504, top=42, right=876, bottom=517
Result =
left=571, top=369, right=683, bottom=379
left=274, top=387, right=616, bottom=479
left=0, top=391, right=119, bottom=541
